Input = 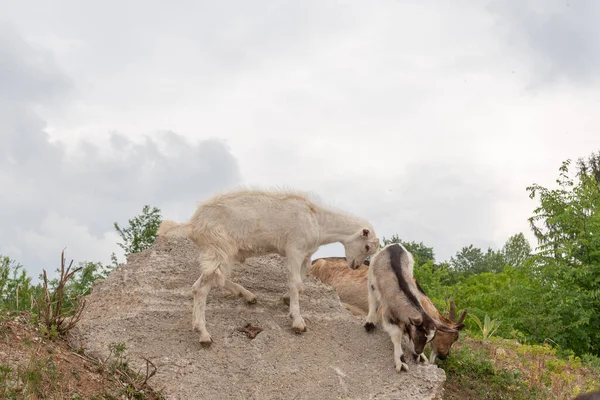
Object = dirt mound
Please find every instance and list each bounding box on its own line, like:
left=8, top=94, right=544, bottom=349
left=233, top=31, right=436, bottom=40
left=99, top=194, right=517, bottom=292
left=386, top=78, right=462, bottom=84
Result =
left=71, top=237, right=446, bottom=399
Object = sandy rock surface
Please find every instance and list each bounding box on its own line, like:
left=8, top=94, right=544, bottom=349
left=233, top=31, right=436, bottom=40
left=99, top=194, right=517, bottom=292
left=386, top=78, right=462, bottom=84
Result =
left=71, top=237, right=446, bottom=400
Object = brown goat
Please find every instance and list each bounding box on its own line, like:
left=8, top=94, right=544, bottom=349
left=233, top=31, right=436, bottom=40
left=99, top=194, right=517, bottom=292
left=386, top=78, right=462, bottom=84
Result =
left=309, top=255, right=467, bottom=363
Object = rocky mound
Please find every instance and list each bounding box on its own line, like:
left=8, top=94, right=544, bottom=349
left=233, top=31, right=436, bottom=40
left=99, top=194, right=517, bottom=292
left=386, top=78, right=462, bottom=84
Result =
left=71, top=237, right=446, bottom=399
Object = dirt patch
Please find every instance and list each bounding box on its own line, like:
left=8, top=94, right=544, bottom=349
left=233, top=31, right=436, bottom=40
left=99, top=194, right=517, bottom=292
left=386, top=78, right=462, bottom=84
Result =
left=0, top=312, right=157, bottom=399
left=71, top=236, right=447, bottom=399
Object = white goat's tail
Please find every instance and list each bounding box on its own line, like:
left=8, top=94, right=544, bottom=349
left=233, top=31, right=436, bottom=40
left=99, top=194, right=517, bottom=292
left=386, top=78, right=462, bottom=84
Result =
left=157, top=220, right=193, bottom=238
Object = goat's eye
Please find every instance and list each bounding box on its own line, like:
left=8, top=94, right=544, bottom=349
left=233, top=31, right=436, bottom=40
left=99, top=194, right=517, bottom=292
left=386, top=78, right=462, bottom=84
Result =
left=366, top=245, right=370, bottom=252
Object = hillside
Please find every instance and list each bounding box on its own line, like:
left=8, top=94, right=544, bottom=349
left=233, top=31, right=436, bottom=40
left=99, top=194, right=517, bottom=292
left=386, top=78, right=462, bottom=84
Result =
left=69, top=236, right=447, bottom=400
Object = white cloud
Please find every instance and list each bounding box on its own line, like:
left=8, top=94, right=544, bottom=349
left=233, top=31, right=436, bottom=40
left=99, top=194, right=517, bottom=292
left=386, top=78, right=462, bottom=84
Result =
left=0, top=0, right=598, bottom=277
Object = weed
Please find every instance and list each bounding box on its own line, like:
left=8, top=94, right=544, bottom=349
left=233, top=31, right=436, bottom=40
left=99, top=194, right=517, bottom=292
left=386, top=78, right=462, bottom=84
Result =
left=71, top=366, right=82, bottom=381
left=34, top=249, right=86, bottom=338
left=99, top=342, right=161, bottom=399
left=470, top=313, right=502, bottom=341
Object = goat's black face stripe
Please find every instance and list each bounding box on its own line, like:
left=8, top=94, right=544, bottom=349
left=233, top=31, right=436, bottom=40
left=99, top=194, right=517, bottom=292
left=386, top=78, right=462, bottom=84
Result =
left=387, top=244, right=424, bottom=312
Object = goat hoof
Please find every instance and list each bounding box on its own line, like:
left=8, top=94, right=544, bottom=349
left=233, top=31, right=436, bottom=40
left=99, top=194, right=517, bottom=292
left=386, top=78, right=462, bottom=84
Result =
left=395, top=362, right=409, bottom=373
left=364, top=322, right=376, bottom=332
left=199, top=333, right=213, bottom=346
left=292, top=319, right=307, bottom=333
left=246, top=296, right=257, bottom=305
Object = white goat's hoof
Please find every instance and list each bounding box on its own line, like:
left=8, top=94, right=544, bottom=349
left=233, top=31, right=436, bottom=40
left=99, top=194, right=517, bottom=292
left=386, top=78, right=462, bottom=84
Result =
left=246, top=295, right=257, bottom=304
left=199, top=333, right=213, bottom=347
left=418, top=353, right=428, bottom=364
left=292, top=318, right=307, bottom=333
left=395, top=362, right=409, bottom=373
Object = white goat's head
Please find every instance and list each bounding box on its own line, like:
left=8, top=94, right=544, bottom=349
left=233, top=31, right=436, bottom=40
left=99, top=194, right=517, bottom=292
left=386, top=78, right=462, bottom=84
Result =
left=344, top=228, right=379, bottom=269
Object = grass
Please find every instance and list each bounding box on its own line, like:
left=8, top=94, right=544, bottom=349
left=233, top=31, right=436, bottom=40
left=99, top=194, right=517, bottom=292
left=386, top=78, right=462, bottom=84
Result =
left=437, top=334, right=600, bottom=400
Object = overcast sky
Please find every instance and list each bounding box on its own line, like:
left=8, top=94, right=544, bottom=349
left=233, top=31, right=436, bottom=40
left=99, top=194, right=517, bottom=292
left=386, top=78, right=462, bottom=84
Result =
left=1, top=0, right=598, bottom=281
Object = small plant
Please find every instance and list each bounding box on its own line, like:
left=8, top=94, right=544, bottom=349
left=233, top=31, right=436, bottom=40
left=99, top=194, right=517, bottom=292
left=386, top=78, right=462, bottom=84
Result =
left=34, top=249, right=86, bottom=339
left=470, top=313, right=502, bottom=340
left=71, top=366, right=81, bottom=381
left=101, top=342, right=160, bottom=399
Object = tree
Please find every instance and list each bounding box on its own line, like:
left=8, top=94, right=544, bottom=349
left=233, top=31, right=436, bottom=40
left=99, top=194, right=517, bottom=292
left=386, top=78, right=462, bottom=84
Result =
left=0, top=255, right=34, bottom=311
left=526, top=156, right=600, bottom=355
left=450, top=245, right=484, bottom=274
left=113, top=205, right=163, bottom=258
left=381, top=234, right=435, bottom=265
left=450, top=244, right=506, bottom=275
left=502, top=233, right=532, bottom=268
left=576, top=150, right=600, bottom=186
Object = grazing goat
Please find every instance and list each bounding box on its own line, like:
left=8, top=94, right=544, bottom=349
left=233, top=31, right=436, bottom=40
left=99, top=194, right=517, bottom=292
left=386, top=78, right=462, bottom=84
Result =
left=158, top=188, right=379, bottom=345
left=309, top=256, right=466, bottom=363
left=363, top=243, right=459, bottom=372
left=414, top=281, right=467, bottom=362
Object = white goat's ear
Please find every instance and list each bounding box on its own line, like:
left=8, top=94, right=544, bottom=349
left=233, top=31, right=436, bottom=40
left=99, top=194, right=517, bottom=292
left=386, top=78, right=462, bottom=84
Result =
left=362, top=228, right=370, bottom=237
left=409, top=316, right=422, bottom=326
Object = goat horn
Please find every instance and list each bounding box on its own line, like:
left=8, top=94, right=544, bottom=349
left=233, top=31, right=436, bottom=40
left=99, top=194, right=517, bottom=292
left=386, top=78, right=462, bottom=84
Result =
left=456, top=309, right=468, bottom=325
left=449, top=299, right=457, bottom=322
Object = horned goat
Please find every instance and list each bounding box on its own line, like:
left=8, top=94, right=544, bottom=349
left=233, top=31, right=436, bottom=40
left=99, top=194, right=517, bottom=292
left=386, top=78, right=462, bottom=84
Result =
left=309, top=256, right=466, bottom=363
left=158, top=188, right=379, bottom=345
left=363, top=243, right=459, bottom=372
left=414, top=281, right=467, bottom=362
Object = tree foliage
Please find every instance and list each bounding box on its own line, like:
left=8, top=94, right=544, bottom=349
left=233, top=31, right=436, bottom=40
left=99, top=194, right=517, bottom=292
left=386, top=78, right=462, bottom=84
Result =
left=381, top=234, right=435, bottom=265
left=0, top=255, right=36, bottom=311
left=502, top=233, right=532, bottom=268
left=113, top=205, right=162, bottom=258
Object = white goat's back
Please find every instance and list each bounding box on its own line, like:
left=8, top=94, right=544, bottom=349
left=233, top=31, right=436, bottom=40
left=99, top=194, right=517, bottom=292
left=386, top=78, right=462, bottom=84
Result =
left=188, top=189, right=321, bottom=255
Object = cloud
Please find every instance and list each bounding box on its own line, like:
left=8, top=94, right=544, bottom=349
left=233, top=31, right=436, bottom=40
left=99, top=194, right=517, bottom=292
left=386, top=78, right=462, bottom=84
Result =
left=241, top=137, right=510, bottom=262
left=1, top=0, right=597, bottom=281
left=0, top=26, right=242, bottom=280
left=488, top=0, right=600, bottom=85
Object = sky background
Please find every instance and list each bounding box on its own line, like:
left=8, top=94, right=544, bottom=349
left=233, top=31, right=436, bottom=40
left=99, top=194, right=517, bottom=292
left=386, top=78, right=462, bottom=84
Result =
left=1, top=0, right=598, bottom=280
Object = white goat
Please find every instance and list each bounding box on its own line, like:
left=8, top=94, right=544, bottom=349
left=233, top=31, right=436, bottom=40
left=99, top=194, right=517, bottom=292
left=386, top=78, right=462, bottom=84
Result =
left=158, top=188, right=380, bottom=345
left=364, top=243, right=459, bottom=372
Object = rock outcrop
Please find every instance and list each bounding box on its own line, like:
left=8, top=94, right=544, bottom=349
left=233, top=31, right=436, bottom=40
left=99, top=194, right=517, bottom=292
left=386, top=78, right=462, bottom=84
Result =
left=72, top=237, right=446, bottom=399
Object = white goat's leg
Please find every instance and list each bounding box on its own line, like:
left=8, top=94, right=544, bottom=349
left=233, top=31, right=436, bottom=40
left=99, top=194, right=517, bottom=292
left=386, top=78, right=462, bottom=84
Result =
left=224, top=279, right=257, bottom=304
left=364, top=282, right=379, bottom=331
left=286, top=250, right=307, bottom=333
left=382, top=320, right=409, bottom=372
left=192, top=276, right=213, bottom=346
left=282, top=255, right=310, bottom=306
